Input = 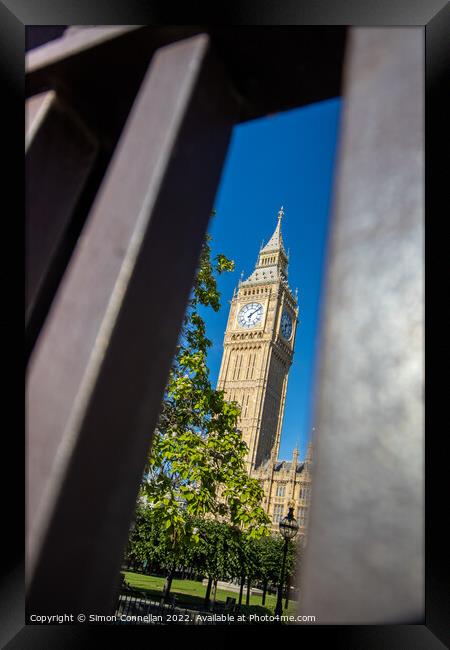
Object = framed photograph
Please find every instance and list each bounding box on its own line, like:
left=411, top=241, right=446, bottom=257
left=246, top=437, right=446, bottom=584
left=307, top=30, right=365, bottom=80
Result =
left=4, top=2, right=446, bottom=646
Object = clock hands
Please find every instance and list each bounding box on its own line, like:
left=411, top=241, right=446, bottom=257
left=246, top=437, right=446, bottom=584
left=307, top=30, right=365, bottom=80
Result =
left=247, top=306, right=261, bottom=321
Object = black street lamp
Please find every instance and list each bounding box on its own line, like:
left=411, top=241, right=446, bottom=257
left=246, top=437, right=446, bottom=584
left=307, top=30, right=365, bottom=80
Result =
left=275, top=506, right=299, bottom=618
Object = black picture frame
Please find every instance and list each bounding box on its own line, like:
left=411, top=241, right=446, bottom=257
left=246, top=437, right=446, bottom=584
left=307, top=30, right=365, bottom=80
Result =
left=3, top=1, right=448, bottom=647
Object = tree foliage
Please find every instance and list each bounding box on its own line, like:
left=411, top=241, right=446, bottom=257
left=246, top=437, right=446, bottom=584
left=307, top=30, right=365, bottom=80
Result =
left=137, top=222, right=269, bottom=572
left=192, top=519, right=242, bottom=583
left=251, top=535, right=297, bottom=586
left=127, top=504, right=300, bottom=587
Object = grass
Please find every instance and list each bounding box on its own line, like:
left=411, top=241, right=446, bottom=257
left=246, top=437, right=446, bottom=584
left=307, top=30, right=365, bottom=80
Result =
left=122, top=571, right=297, bottom=617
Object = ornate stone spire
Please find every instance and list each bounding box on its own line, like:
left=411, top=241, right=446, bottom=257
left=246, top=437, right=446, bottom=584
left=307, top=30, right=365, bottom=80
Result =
left=260, top=206, right=286, bottom=253
left=242, top=207, right=290, bottom=286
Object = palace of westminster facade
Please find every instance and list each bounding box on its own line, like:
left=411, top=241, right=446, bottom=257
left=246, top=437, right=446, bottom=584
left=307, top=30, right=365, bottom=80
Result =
left=217, top=208, right=313, bottom=538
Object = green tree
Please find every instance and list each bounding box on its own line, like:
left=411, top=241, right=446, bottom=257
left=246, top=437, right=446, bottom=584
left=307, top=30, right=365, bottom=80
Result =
left=126, top=501, right=162, bottom=573
left=230, top=530, right=258, bottom=607
left=251, top=534, right=298, bottom=606
left=127, top=506, right=207, bottom=591
left=190, top=519, right=242, bottom=609
left=139, top=223, right=269, bottom=601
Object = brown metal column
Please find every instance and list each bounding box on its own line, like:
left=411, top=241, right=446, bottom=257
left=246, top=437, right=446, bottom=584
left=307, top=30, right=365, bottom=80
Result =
left=26, top=91, right=99, bottom=354
left=300, top=28, right=424, bottom=624
left=26, top=33, right=237, bottom=616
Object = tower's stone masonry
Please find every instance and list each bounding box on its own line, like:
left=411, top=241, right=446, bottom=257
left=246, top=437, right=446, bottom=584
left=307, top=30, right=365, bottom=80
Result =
left=217, top=208, right=313, bottom=536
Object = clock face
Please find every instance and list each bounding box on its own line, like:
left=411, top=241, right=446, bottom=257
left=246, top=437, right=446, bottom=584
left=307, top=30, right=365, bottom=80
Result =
left=280, top=311, right=293, bottom=340
left=238, top=302, right=264, bottom=329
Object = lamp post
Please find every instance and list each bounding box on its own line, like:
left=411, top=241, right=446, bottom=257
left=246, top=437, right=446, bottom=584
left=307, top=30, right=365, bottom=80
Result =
left=275, top=506, right=299, bottom=618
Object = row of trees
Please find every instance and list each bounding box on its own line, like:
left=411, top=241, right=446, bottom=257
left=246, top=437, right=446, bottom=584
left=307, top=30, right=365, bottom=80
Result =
left=126, top=505, right=298, bottom=608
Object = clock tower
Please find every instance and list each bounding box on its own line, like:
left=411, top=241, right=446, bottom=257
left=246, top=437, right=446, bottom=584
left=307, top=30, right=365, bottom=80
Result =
left=217, top=208, right=298, bottom=473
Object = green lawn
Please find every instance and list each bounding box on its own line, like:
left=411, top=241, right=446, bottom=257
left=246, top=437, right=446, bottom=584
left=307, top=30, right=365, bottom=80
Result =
left=122, top=571, right=297, bottom=617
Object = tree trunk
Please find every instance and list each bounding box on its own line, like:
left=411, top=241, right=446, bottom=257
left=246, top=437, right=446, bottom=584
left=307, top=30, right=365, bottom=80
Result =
left=262, top=580, right=268, bottom=606
left=162, top=569, right=174, bottom=603
left=211, top=579, right=218, bottom=611
left=204, top=576, right=213, bottom=609
left=238, top=574, right=245, bottom=605
left=246, top=576, right=251, bottom=606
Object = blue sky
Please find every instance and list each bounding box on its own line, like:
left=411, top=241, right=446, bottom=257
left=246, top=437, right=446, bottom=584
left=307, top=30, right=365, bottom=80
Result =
left=200, top=97, right=342, bottom=461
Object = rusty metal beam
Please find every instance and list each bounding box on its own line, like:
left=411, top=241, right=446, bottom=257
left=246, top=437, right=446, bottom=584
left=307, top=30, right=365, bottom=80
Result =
left=26, top=26, right=140, bottom=76
left=26, top=91, right=99, bottom=355
left=26, top=26, right=347, bottom=127
left=300, top=27, right=424, bottom=624
left=26, top=33, right=237, bottom=616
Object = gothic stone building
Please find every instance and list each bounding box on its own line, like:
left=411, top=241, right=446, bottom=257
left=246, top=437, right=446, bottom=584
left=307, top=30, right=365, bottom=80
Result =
left=217, top=208, right=312, bottom=537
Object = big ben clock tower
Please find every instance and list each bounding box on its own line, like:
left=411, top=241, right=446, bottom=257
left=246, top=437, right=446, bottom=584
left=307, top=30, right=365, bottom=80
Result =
left=217, top=207, right=298, bottom=474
